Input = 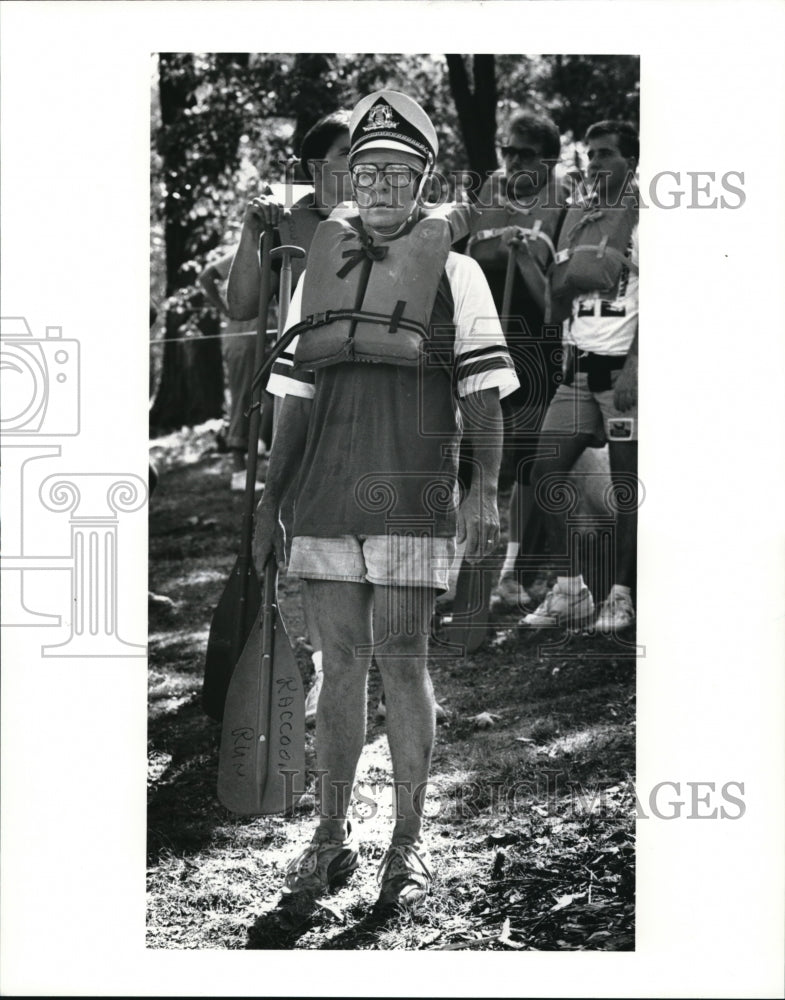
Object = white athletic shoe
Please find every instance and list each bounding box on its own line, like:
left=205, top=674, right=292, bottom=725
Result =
left=594, top=588, right=635, bottom=633
left=490, top=575, right=533, bottom=612
left=520, top=582, right=595, bottom=628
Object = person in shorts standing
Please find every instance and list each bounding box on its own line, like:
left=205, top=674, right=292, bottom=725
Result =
left=253, top=89, right=519, bottom=922
left=522, top=120, right=639, bottom=632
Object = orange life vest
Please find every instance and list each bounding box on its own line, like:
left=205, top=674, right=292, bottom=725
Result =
left=277, top=195, right=324, bottom=286
left=292, top=214, right=452, bottom=369
left=549, top=200, right=638, bottom=300
left=468, top=173, right=567, bottom=271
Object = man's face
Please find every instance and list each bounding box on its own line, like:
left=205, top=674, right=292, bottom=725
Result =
left=350, top=148, right=425, bottom=234
left=585, top=132, right=636, bottom=201
left=310, top=130, right=351, bottom=211
left=501, top=132, right=550, bottom=200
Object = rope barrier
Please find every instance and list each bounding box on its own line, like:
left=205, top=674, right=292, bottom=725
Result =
left=149, top=328, right=278, bottom=346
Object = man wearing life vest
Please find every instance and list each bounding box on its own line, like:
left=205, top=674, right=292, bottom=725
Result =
left=253, top=89, right=519, bottom=923
left=467, top=111, right=569, bottom=613
left=227, top=109, right=455, bottom=726
left=522, top=120, right=639, bottom=632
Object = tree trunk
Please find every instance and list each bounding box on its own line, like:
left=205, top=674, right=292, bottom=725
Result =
left=446, top=54, right=498, bottom=198
left=291, top=53, right=341, bottom=155
left=149, top=53, right=225, bottom=435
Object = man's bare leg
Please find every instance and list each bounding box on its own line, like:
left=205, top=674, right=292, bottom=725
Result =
left=372, top=584, right=436, bottom=844
left=305, top=579, right=373, bottom=840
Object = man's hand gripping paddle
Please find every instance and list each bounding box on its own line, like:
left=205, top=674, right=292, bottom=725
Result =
left=447, top=242, right=519, bottom=654
left=202, top=227, right=277, bottom=721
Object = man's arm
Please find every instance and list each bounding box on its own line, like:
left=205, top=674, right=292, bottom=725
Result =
left=252, top=394, right=311, bottom=569
left=423, top=199, right=477, bottom=244
left=613, top=327, right=638, bottom=412
left=227, top=193, right=288, bottom=321
left=198, top=260, right=230, bottom=316
left=457, top=387, right=503, bottom=564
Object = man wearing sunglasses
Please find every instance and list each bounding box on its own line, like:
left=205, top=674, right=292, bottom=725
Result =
left=253, top=90, right=518, bottom=925
left=467, top=111, right=569, bottom=614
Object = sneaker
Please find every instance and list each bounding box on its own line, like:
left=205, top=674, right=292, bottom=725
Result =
left=594, top=588, right=635, bottom=633
left=374, top=841, right=433, bottom=916
left=520, top=582, right=595, bottom=628
left=277, top=823, right=359, bottom=925
left=490, top=575, right=533, bottom=612
left=304, top=671, right=322, bottom=726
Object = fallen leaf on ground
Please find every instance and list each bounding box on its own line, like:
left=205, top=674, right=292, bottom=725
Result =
left=472, top=712, right=502, bottom=729
left=498, top=916, right=524, bottom=949
left=315, top=899, right=345, bottom=922
left=551, top=891, right=586, bottom=912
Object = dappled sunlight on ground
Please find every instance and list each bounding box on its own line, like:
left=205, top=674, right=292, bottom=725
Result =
left=147, top=428, right=636, bottom=950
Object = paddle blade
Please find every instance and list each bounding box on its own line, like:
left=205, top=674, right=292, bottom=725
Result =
left=202, top=559, right=262, bottom=722
left=217, top=604, right=306, bottom=816
left=444, top=556, right=495, bottom=654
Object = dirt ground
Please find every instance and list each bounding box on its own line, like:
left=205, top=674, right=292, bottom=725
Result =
left=147, top=421, right=637, bottom=951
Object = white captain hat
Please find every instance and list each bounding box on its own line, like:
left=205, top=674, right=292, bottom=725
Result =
left=349, top=90, right=438, bottom=165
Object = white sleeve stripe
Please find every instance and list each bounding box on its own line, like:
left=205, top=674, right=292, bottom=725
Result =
left=267, top=372, right=315, bottom=400
left=457, top=370, right=520, bottom=400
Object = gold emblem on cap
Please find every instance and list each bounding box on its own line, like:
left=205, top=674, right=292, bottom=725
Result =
left=362, top=102, right=399, bottom=132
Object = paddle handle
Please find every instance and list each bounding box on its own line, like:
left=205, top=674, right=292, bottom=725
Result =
left=269, top=244, right=306, bottom=426
left=256, top=557, right=277, bottom=795
left=233, top=226, right=275, bottom=655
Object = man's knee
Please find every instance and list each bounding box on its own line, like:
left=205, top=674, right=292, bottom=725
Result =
left=321, top=635, right=371, bottom=674
left=376, top=649, right=430, bottom=685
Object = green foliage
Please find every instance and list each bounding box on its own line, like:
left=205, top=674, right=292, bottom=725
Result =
left=538, top=55, right=640, bottom=139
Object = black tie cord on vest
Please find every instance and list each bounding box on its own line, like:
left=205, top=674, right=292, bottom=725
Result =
left=336, top=239, right=389, bottom=279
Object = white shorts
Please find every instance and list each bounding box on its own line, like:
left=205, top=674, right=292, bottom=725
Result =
left=288, top=533, right=456, bottom=592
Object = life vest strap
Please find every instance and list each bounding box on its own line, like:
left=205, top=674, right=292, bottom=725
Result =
left=468, top=223, right=557, bottom=263
left=289, top=308, right=427, bottom=341
left=556, top=243, right=638, bottom=273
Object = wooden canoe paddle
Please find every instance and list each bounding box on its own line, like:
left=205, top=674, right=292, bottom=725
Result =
left=217, top=558, right=305, bottom=815
left=202, top=226, right=275, bottom=721
left=446, top=242, right=519, bottom=654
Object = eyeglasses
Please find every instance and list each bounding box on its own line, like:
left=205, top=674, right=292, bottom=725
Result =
left=350, top=164, right=420, bottom=188
left=500, top=145, right=540, bottom=161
